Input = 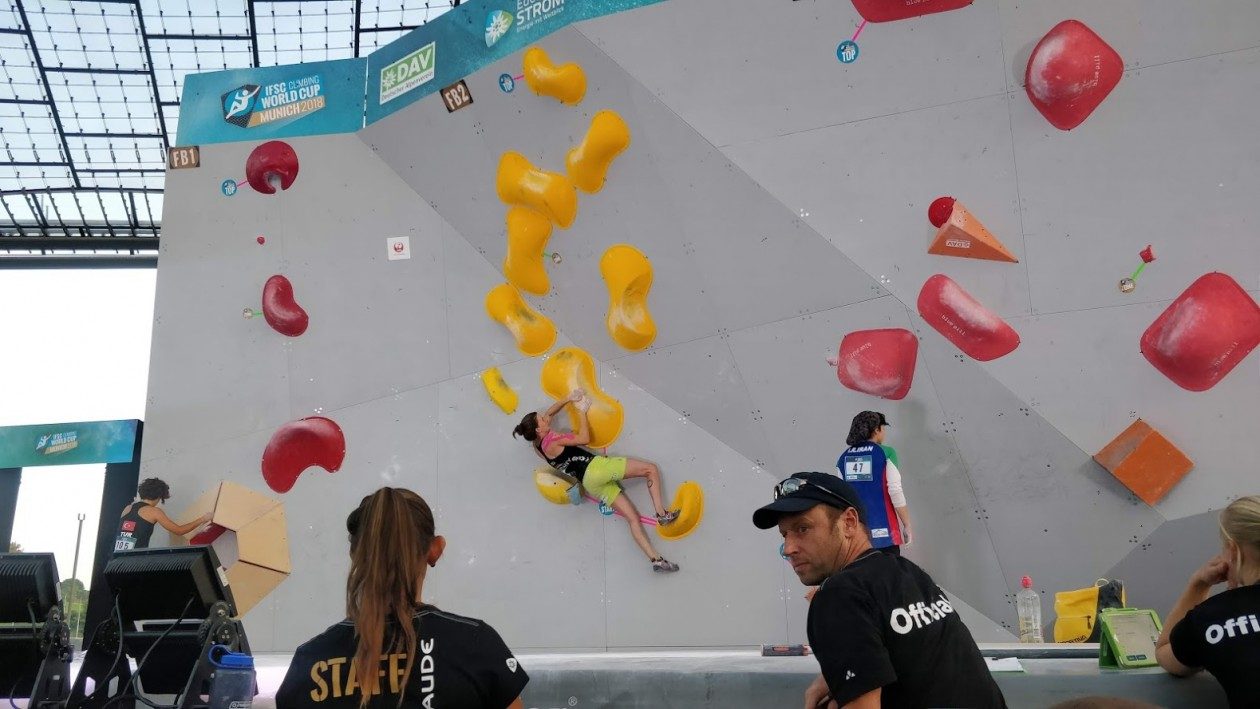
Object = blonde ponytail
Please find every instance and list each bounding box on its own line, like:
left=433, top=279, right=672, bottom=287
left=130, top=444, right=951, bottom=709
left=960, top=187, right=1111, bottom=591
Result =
left=1220, top=495, right=1260, bottom=585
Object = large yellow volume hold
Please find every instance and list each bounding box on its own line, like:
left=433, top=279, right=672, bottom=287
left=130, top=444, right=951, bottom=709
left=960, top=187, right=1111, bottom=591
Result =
left=480, top=367, right=519, bottom=414
left=600, top=244, right=656, bottom=351
left=656, top=481, right=704, bottom=541
left=540, top=347, right=623, bottom=449
left=485, top=283, right=556, bottom=357
left=566, top=110, right=631, bottom=194
left=534, top=466, right=573, bottom=506
left=503, top=207, right=553, bottom=295
left=522, top=46, right=586, bottom=105
left=496, top=152, right=578, bottom=229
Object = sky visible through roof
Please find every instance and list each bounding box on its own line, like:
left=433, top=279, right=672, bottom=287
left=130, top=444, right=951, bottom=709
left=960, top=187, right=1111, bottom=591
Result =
left=0, top=0, right=456, bottom=253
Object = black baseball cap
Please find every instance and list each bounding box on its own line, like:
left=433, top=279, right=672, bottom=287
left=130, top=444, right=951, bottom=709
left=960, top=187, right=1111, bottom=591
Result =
left=752, top=472, right=866, bottom=529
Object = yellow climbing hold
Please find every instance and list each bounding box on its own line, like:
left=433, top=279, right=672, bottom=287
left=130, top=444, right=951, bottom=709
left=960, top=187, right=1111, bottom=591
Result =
left=540, top=347, right=623, bottom=449
left=522, top=46, right=586, bottom=105
left=485, top=283, right=556, bottom=357
left=566, top=110, right=631, bottom=194
left=534, top=466, right=573, bottom=506
left=496, top=151, right=578, bottom=229
left=600, top=244, right=656, bottom=351
left=481, top=367, right=519, bottom=414
left=656, top=481, right=704, bottom=542
left=503, top=207, right=553, bottom=296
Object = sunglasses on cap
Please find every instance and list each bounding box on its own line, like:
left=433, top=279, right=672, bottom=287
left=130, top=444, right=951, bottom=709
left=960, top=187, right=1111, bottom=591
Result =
left=773, top=477, right=856, bottom=508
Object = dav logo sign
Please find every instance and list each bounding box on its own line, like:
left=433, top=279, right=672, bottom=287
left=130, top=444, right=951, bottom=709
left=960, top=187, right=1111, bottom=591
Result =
left=380, top=42, right=436, bottom=104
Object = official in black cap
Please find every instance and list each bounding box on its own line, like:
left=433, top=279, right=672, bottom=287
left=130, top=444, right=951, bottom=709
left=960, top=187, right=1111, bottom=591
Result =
left=754, top=473, right=1005, bottom=709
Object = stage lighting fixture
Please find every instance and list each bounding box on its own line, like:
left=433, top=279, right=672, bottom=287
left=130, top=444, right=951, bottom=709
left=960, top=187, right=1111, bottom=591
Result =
left=67, top=546, right=251, bottom=709
left=0, top=552, right=72, bottom=706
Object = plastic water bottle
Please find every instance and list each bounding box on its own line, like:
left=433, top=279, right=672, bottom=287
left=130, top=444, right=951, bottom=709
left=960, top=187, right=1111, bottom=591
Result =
left=1016, top=576, right=1044, bottom=643
left=208, top=645, right=256, bottom=709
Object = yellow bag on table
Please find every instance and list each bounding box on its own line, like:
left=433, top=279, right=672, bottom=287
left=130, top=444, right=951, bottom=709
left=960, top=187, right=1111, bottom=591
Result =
left=1054, top=579, right=1126, bottom=643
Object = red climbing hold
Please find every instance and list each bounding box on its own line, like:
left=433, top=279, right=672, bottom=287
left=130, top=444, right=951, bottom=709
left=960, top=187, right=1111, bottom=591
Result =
left=256, top=236, right=266, bottom=245
left=917, top=274, right=1020, bottom=361
left=850, top=0, right=972, bottom=23
left=189, top=523, right=228, bottom=546
left=1141, top=273, right=1260, bottom=392
left=835, top=328, right=919, bottom=400
left=1025, top=20, right=1123, bottom=131
left=928, top=197, right=956, bottom=229
left=262, top=275, right=309, bottom=337
left=245, top=140, right=300, bottom=194
left=261, top=416, right=346, bottom=494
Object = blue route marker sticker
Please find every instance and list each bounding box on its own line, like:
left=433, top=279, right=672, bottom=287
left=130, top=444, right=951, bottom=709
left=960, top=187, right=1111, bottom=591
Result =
left=498, top=73, right=516, bottom=93
left=837, top=40, right=859, bottom=64
left=221, top=179, right=238, bottom=197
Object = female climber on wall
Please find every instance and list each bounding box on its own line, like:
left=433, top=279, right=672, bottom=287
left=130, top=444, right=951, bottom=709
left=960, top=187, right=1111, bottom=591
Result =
left=513, top=390, right=682, bottom=573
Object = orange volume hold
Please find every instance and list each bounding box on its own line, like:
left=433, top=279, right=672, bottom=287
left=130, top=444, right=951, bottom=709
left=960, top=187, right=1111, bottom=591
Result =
left=927, top=197, right=1018, bottom=263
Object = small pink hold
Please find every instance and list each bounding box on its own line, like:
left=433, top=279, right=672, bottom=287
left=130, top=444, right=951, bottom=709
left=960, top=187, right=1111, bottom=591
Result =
left=928, top=196, right=956, bottom=228
left=257, top=236, right=266, bottom=245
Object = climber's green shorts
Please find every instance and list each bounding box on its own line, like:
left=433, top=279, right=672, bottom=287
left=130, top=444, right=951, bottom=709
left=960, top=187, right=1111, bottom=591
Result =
left=584, top=456, right=628, bottom=505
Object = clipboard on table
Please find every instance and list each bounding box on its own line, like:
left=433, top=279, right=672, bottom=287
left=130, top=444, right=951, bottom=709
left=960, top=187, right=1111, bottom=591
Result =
left=1098, top=608, right=1163, bottom=669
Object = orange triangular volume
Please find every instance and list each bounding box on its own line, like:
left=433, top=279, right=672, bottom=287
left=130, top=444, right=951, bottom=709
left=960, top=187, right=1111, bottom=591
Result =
left=928, top=201, right=1018, bottom=263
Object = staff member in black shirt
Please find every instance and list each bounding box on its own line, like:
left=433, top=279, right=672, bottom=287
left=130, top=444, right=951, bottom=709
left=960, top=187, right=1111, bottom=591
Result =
left=753, top=472, right=1005, bottom=708
left=114, top=477, right=210, bottom=552
left=1157, top=495, right=1260, bottom=708
left=277, top=487, right=528, bottom=708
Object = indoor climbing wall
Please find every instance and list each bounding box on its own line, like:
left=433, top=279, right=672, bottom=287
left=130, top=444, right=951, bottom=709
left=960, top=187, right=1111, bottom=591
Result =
left=144, top=0, right=1259, bottom=651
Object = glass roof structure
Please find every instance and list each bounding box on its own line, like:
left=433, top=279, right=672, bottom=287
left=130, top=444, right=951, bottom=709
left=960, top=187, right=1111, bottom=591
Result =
left=0, top=0, right=458, bottom=267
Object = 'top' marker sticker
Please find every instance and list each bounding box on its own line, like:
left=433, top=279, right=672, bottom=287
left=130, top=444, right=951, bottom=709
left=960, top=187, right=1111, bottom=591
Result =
left=836, top=19, right=867, bottom=64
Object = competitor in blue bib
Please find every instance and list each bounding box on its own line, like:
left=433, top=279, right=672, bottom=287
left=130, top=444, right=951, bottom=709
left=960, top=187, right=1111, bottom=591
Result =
left=836, top=411, right=913, bottom=555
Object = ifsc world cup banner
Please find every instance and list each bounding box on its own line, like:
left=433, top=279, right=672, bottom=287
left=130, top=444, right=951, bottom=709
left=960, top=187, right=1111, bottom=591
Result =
left=0, top=419, right=140, bottom=468
left=176, top=0, right=663, bottom=144
left=177, top=58, right=368, bottom=146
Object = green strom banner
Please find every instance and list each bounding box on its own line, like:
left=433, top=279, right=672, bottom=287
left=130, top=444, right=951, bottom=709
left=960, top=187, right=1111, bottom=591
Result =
left=0, top=419, right=139, bottom=468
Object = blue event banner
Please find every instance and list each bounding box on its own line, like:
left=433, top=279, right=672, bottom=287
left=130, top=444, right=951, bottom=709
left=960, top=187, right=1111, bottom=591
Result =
left=0, top=419, right=139, bottom=468
left=175, top=0, right=662, bottom=145
left=365, top=0, right=664, bottom=124
left=176, top=58, right=368, bottom=146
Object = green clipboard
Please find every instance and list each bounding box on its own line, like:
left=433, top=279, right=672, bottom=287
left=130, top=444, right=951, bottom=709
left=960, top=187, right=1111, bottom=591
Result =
left=1098, top=608, right=1163, bottom=669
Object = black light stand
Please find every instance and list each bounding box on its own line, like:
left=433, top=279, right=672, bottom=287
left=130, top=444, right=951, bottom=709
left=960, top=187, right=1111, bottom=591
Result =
left=0, top=552, right=73, bottom=706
